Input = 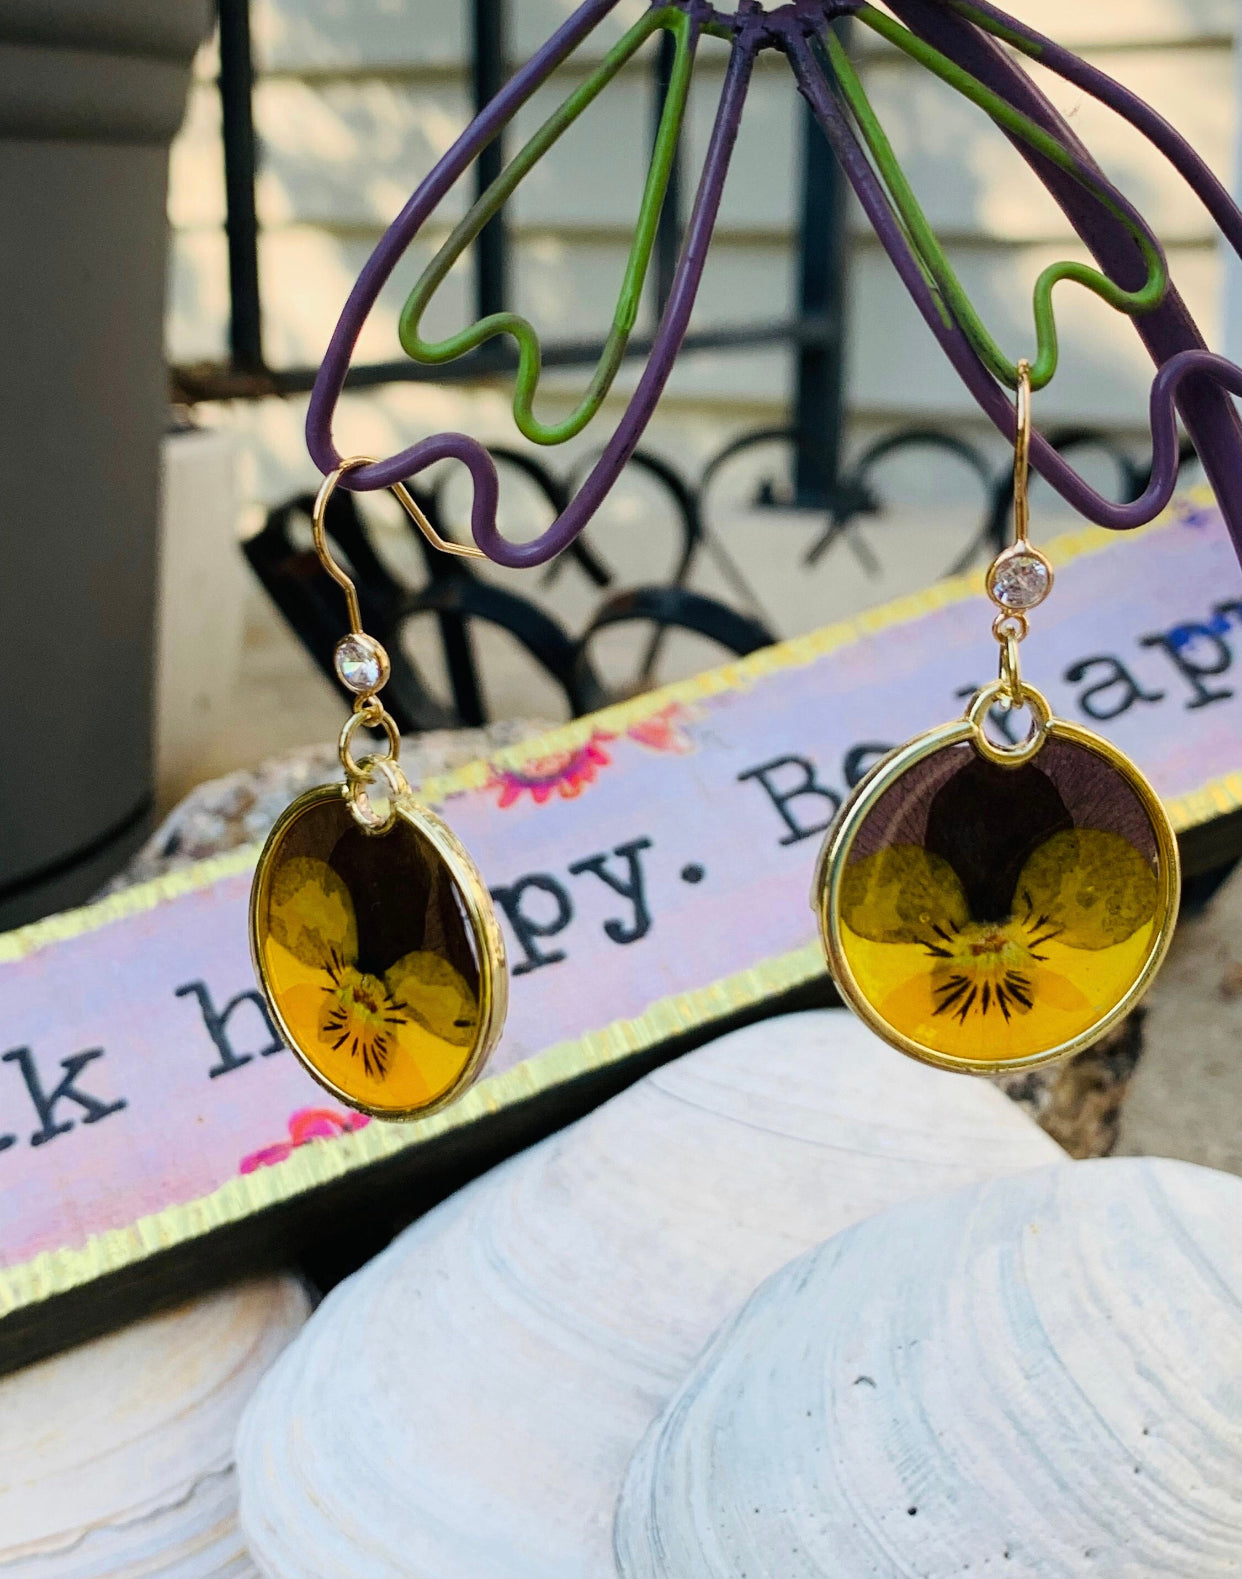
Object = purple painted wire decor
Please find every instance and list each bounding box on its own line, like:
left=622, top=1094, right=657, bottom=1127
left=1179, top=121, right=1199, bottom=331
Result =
left=305, top=0, right=1242, bottom=569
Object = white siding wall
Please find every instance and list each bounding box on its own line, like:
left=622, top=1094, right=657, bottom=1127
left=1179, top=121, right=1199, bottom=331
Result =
left=167, top=0, right=1239, bottom=509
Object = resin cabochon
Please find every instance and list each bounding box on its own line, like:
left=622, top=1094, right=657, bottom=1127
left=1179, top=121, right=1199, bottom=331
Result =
left=252, top=792, right=486, bottom=1116
left=826, top=731, right=1175, bottom=1069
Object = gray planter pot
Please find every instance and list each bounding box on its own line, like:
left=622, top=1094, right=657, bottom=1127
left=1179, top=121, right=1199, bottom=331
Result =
left=0, top=0, right=209, bottom=929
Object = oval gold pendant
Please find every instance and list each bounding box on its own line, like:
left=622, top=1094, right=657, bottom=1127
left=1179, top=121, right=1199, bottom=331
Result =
left=815, top=693, right=1180, bottom=1074
left=250, top=784, right=507, bottom=1119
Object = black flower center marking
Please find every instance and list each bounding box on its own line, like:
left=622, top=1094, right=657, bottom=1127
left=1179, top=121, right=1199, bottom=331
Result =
left=922, top=906, right=1050, bottom=1022
left=320, top=949, right=411, bottom=1080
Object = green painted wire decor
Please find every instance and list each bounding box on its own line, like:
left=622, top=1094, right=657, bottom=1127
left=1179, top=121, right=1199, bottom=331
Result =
left=835, top=6, right=1168, bottom=390
left=398, top=6, right=694, bottom=446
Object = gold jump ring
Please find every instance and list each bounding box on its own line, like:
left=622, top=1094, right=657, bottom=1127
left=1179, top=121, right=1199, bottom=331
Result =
left=340, top=705, right=401, bottom=781
left=968, top=680, right=1051, bottom=767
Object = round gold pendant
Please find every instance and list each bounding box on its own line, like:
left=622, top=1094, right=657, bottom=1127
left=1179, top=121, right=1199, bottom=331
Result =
left=250, top=784, right=507, bottom=1119
left=815, top=686, right=1180, bottom=1074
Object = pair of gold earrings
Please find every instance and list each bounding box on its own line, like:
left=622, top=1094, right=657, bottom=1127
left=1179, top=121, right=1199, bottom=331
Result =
left=250, top=367, right=1179, bottom=1119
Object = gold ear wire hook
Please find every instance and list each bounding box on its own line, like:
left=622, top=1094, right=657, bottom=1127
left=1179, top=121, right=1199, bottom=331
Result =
left=389, top=478, right=486, bottom=564
left=312, top=455, right=486, bottom=634
left=980, top=359, right=1050, bottom=713
left=1013, top=358, right=1032, bottom=546
left=312, top=460, right=368, bottom=633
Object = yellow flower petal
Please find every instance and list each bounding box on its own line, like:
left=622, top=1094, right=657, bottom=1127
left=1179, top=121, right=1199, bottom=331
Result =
left=1016, top=829, right=1158, bottom=949
left=1030, top=931, right=1155, bottom=1018
left=840, top=846, right=969, bottom=945
left=261, top=938, right=477, bottom=1114
left=385, top=951, right=479, bottom=1048
left=268, top=857, right=358, bottom=969
left=1031, top=962, right=1091, bottom=1014
left=841, top=917, right=1156, bottom=1066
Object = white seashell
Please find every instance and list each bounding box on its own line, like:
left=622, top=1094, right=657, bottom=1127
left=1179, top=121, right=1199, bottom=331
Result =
left=236, top=1008, right=1062, bottom=1578
left=615, top=1155, right=1242, bottom=1578
left=0, top=1276, right=310, bottom=1578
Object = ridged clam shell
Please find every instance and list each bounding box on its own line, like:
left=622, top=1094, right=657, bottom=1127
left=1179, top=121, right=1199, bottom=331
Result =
left=615, top=1155, right=1242, bottom=1578
left=0, top=1276, right=309, bottom=1578
left=236, top=1008, right=1062, bottom=1578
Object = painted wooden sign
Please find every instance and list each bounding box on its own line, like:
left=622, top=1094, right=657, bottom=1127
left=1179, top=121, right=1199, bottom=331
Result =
left=2, top=495, right=1241, bottom=1364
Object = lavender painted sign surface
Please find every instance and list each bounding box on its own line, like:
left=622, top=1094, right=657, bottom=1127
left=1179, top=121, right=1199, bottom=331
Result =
left=0, top=499, right=1240, bottom=1287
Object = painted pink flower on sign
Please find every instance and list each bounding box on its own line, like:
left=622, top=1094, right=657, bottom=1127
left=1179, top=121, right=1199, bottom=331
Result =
left=486, top=705, right=699, bottom=811
left=240, top=1107, right=371, bottom=1175
left=489, top=733, right=615, bottom=808
left=627, top=703, right=698, bottom=756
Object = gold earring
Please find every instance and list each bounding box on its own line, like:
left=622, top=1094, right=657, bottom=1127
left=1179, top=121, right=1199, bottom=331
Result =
left=249, top=458, right=507, bottom=1118
left=814, top=363, right=1179, bottom=1075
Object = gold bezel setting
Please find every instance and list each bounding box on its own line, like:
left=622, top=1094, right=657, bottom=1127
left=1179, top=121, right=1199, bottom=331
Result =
left=813, top=713, right=1181, bottom=1075
left=249, top=782, right=508, bottom=1121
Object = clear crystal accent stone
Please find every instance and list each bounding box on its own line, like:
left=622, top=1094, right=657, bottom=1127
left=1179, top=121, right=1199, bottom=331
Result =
left=334, top=634, right=386, bottom=694
left=988, top=550, right=1051, bottom=611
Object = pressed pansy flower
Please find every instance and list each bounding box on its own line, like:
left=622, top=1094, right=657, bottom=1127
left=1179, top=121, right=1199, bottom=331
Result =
left=835, top=742, right=1164, bottom=1065
left=256, top=801, right=483, bottom=1114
